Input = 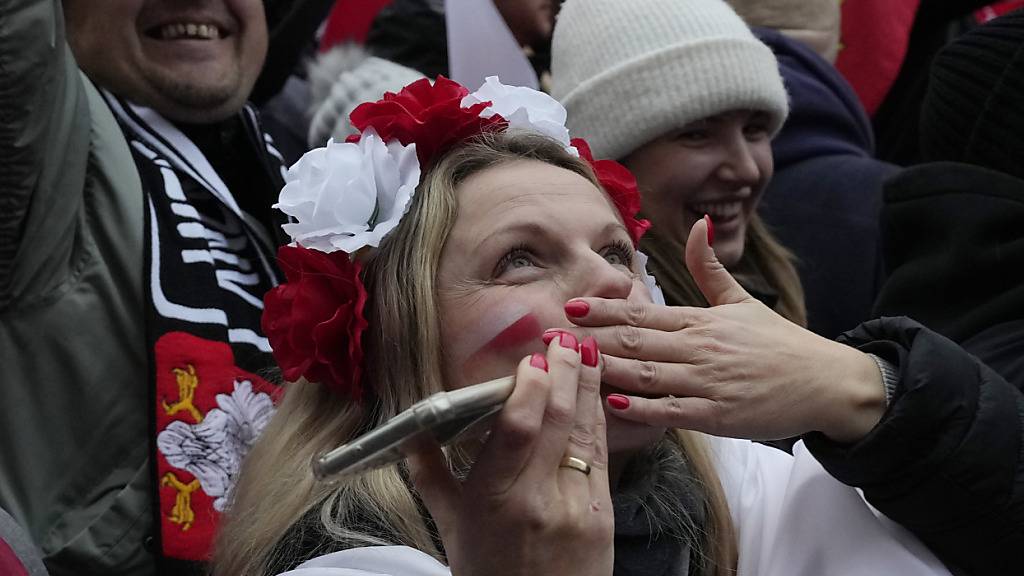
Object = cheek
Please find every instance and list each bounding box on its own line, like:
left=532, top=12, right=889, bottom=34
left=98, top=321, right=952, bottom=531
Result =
left=444, top=299, right=565, bottom=389
left=229, top=0, right=269, bottom=59
left=637, top=156, right=710, bottom=209
left=753, top=142, right=775, bottom=186
left=65, top=6, right=132, bottom=66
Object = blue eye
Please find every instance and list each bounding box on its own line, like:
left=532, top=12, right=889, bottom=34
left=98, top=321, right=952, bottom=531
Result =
left=493, top=246, right=537, bottom=277
left=602, top=240, right=634, bottom=268
left=509, top=254, right=533, bottom=269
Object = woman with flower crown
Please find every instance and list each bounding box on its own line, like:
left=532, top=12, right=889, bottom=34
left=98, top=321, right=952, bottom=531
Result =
left=210, top=76, right=952, bottom=576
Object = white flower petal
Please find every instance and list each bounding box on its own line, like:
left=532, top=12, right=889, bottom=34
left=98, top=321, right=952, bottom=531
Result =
left=636, top=251, right=666, bottom=306
left=275, top=131, right=420, bottom=253
left=463, top=76, right=572, bottom=149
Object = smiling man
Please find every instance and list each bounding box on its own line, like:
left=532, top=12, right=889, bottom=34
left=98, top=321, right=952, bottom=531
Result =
left=63, top=0, right=267, bottom=122
left=0, top=1, right=289, bottom=574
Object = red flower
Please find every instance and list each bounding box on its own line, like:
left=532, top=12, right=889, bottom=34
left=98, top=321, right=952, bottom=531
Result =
left=262, top=245, right=369, bottom=399
left=348, top=76, right=507, bottom=167
left=572, top=138, right=651, bottom=245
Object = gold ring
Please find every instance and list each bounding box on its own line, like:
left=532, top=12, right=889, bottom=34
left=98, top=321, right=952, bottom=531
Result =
left=558, top=456, right=591, bottom=476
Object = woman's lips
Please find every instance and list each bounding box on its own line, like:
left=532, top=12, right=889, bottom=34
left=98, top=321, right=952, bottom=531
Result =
left=687, top=200, right=743, bottom=221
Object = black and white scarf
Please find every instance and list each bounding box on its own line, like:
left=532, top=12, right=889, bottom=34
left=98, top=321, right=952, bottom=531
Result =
left=102, top=91, right=287, bottom=571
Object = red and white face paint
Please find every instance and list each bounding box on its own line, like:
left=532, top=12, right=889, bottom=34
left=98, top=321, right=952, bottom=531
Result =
left=459, top=307, right=544, bottom=384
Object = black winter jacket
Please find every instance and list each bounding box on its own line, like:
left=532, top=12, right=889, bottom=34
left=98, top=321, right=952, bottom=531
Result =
left=806, top=161, right=1024, bottom=575
left=807, top=317, right=1024, bottom=575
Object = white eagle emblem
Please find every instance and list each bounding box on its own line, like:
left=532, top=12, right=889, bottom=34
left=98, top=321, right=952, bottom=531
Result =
left=157, top=380, right=275, bottom=511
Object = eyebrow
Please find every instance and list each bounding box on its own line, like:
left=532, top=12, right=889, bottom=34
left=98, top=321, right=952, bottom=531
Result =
left=476, top=219, right=630, bottom=252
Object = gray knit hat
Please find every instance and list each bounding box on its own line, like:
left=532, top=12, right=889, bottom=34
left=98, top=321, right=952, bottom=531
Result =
left=551, top=0, right=790, bottom=160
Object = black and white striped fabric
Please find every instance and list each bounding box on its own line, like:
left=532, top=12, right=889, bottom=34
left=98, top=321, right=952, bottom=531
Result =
left=100, top=90, right=287, bottom=569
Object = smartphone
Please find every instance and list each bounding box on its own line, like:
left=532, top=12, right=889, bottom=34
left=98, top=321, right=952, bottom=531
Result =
left=312, top=375, right=516, bottom=481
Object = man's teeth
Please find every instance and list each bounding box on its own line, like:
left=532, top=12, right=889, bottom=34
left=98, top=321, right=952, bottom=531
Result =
left=159, top=23, right=221, bottom=40
left=690, top=201, right=743, bottom=218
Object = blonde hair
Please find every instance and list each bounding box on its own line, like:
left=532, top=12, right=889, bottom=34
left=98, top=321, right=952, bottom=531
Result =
left=213, top=132, right=736, bottom=576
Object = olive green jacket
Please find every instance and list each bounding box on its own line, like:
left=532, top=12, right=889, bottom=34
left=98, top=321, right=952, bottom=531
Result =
left=0, top=0, right=155, bottom=574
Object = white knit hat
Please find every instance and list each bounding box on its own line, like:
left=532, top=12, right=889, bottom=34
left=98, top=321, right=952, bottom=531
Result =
left=551, top=0, right=790, bottom=160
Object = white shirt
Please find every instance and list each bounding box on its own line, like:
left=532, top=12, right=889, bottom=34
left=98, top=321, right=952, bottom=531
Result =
left=277, top=439, right=952, bottom=576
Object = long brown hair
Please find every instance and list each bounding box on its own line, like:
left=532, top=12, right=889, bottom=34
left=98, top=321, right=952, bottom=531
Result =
left=213, top=131, right=736, bottom=576
left=640, top=215, right=806, bottom=326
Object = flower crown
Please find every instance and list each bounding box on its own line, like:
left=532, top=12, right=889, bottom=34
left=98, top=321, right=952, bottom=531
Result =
left=262, top=76, right=655, bottom=399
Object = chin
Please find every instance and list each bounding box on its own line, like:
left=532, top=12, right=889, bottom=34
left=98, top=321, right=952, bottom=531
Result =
left=157, top=87, right=247, bottom=123
left=142, top=69, right=251, bottom=123
left=713, top=239, right=745, bottom=269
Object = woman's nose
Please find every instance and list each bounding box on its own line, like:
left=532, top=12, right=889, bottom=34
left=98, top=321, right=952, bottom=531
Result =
left=717, top=137, right=761, bottom=185
left=570, top=252, right=635, bottom=301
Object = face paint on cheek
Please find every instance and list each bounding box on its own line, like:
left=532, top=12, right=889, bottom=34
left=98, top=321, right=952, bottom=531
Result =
left=461, top=311, right=544, bottom=379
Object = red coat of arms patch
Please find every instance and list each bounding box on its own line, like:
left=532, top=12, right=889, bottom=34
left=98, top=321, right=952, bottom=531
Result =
left=153, top=332, right=279, bottom=560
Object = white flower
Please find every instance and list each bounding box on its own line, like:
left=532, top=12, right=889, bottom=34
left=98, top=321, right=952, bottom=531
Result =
left=275, top=129, right=420, bottom=253
left=157, top=380, right=276, bottom=511
left=636, top=251, right=666, bottom=306
left=216, top=380, right=275, bottom=454
left=463, top=76, right=574, bottom=153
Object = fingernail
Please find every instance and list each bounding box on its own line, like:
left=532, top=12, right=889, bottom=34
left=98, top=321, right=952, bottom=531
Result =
left=530, top=353, right=548, bottom=372
left=559, top=331, right=579, bottom=351
left=704, top=214, right=714, bottom=246
left=542, top=329, right=562, bottom=345
left=580, top=336, right=599, bottom=367
left=607, top=394, right=630, bottom=410
left=565, top=300, right=590, bottom=318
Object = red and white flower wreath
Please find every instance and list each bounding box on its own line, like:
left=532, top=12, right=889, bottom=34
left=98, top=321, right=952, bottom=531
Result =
left=262, top=76, right=661, bottom=399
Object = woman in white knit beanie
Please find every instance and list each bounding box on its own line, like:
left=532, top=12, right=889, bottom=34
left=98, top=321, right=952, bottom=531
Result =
left=552, top=0, right=806, bottom=326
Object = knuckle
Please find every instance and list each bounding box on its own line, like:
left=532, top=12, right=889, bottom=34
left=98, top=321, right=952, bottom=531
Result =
left=516, top=368, right=549, bottom=392
left=625, top=300, right=647, bottom=326
left=577, top=371, right=601, bottom=394
left=695, top=338, right=723, bottom=355
left=521, top=503, right=552, bottom=532
left=543, top=400, right=575, bottom=428
left=663, top=396, right=687, bottom=418
left=616, top=325, right=643, bottom=353
left=498, top=414, right=542, bottom=451
left=636, top=360, right=659, bottom=392
left=567, top=423, right=595, bottom=451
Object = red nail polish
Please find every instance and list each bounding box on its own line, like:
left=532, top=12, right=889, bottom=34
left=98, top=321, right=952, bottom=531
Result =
left=580, top=336, right=599, bottom=367
left=542, top=330, right=561, bottom=345
left=530, top=353, right=548, bottom=372
left=704, top=214, right=714, bottom=246
left=565, top=300, right=590, bottom=318
left=607, top=394, right=630, bottom=410
left=559, top=331, right=579, bottom=351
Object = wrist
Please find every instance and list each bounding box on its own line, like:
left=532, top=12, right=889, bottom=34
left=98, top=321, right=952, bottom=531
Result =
left=819, top=347, right=887, bottom=444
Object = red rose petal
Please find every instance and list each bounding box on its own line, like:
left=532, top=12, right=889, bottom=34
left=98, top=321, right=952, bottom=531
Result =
left=262, top=246, right=368, bottom=398
left=349, top=75, right=507, bottom=167
left=572, top=138, right=650, bottom=246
